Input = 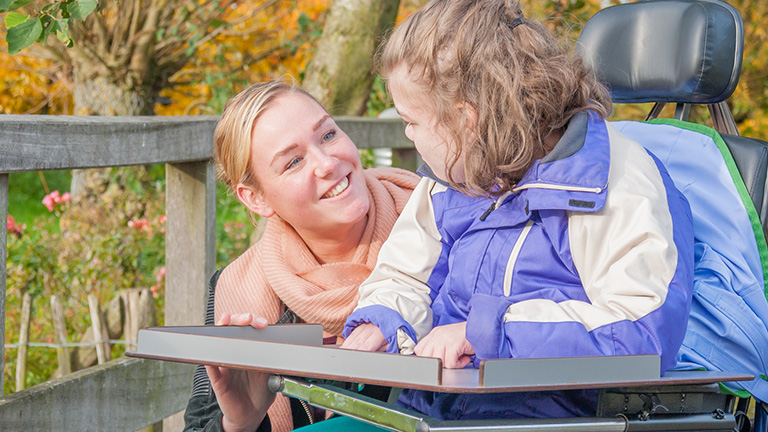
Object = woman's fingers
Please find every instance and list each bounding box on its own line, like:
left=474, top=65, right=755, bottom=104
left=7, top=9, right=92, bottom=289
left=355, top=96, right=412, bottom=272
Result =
left=216, top=313, right=269, bottom=328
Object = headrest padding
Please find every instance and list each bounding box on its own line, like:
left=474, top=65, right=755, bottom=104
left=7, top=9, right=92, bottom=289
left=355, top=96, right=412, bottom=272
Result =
left=576, top=0, right=743, bottom=104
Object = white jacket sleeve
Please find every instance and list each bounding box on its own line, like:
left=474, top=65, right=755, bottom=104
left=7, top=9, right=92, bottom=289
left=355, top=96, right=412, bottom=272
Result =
left=353, top=177, right=444, bottom=343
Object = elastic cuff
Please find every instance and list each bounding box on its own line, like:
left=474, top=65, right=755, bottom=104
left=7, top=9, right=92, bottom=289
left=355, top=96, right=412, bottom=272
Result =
left=344, top=305, right=419, bottom=354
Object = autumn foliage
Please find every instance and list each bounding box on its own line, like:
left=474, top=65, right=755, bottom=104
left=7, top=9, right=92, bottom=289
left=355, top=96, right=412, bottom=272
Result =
left=0, top=0, right=330, bottom=116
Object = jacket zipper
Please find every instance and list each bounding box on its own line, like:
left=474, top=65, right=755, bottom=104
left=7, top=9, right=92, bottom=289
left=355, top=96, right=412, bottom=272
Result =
left=300, top=400, right=315, bottom=425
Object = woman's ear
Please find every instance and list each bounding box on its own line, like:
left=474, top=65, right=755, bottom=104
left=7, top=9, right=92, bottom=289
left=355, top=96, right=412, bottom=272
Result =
left=235, top=183, right=275, bottom=218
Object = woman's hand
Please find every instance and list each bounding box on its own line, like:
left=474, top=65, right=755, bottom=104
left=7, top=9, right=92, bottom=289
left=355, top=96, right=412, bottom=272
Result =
left=340, top=323, right=388, bottom=352
left=206, top=313, right=276, bottom=432
left=414, top=321, right=475, bottom=368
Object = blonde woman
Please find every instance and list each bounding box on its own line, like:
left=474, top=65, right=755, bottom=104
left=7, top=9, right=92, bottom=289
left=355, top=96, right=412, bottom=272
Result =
left=183, top=80, right=419, bottom=432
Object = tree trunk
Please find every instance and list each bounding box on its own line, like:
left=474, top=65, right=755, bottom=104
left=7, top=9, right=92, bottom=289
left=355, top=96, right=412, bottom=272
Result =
left=69, top=68, right=156, bottom=199
left=302, top=0, right=400, bottom=116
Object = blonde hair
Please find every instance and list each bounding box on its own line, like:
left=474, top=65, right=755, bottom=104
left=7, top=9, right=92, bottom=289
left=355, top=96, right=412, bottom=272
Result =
left=214, top=79, right=319, bottom=195
left=380, top=0, right=612, bottom=197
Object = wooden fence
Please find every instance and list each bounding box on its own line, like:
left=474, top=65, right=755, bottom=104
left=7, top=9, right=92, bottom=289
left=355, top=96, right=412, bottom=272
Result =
left=0, top=114, right=416, bottom=431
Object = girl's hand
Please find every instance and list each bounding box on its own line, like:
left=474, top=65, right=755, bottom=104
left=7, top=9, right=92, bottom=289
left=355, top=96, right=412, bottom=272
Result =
left=414, top=321, right=475, bottom=369
left=340, top=323, right=388, bottom=352
left=206, top=313, right=275, bottom=432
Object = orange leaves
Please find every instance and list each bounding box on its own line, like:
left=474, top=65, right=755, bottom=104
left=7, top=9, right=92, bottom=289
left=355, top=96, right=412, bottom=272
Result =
left=155, top=0, right=330, bottom=116
left=0, top=51, right=72, bottom=114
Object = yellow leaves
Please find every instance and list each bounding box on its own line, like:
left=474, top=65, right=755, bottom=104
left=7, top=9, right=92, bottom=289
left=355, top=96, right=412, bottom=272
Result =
left=156, top=0, right=330, bottom=116
left=0, top=47, right=72, bottom=114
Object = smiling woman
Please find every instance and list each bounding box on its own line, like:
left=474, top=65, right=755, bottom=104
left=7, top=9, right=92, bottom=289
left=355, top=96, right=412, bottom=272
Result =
left=182, top=80, right=420, bottom=432
left=233, top=90, right=372, bottom=264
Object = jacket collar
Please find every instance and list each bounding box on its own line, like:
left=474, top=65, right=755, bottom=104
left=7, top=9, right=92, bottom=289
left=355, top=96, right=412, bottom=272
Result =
left=510, top=111, right=610, bottom=213
left=418, top=111, right=611, bottom=218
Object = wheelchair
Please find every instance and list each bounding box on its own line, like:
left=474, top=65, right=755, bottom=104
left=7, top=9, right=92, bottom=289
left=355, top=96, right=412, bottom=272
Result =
left=270, top=1, right=768, bottom=430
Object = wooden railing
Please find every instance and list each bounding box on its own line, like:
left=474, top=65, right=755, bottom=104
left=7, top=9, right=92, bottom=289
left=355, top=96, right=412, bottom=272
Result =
left=0, top=114, right=416, bottom=431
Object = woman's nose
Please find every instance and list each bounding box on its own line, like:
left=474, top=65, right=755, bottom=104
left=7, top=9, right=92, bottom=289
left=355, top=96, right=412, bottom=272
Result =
left=313, top=150, right=339, bottom=177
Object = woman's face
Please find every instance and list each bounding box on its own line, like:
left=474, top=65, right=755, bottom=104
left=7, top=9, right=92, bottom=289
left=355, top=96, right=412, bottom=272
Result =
left=388, top=64, right=466, bottom=184
left=242, top=92, right=369, bottom=234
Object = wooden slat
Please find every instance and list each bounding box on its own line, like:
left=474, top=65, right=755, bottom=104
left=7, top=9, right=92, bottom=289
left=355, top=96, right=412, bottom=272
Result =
left=0, top=357, right=194, bottom=431
left=0, top=115, right=218, bottom=173
left=335, top=117, right=413, bottom=150
left=165, top=161, right=216, bottom=326
left=0, top=173, right=6, bottom=393
left=87, top=294, right=110, bottom=364
left=51, top=295, right=72, bottom=375
left=15, top=293, right=32, bottom=391
left=0, top=116, right=413, bottom=174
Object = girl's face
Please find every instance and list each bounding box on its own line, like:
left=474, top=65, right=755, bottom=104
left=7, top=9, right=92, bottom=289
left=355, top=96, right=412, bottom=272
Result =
left=388, top=64, right=466, bottom=183
left=239, top=92, right=370, bottom=234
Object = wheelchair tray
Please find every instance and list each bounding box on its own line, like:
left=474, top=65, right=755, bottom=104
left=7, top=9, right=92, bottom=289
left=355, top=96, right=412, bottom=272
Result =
left=126, top=324, right=753, bottom=393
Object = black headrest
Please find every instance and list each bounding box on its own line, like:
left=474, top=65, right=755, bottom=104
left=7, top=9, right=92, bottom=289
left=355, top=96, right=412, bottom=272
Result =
left=576, top=0, right=743, bottom=104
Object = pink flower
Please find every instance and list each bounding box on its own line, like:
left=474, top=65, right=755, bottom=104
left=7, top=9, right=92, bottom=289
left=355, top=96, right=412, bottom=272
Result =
left=128, top=218, right=149, bottom=231
left=42, top=194, right=56, bottom=212
left=156, top=266, right=166, bottom=282
left=7, top=215, right=22, bottom=235
left=42, top=190, right=70, bottom=212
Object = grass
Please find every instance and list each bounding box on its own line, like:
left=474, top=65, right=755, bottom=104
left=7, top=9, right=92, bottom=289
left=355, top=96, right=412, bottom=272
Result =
left=7, top=171, right=72, bottom=229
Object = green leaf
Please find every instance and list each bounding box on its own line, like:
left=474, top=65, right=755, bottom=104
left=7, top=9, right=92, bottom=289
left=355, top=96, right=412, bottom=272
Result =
left=3, top=0, right=33, bottom=12
left=297, top=12, right=311, bottom=32
left=5, top=11, right=28, bottom=28
left=0, top=0, right=13, bottom=12
left=56, top=18, right=69, bottom=32
left=69, top=0, right=97, bottom=20
left=6, top=16, right=42, bottom=55
left=56, top=29, right=73, bottom=47
left=209, top=18, right=226, bottom=29
left=40, top=14, right=56, bottom=44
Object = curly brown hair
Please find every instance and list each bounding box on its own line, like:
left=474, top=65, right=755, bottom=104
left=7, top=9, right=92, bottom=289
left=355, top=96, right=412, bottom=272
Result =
left=379, top=0, right=612, bottom=197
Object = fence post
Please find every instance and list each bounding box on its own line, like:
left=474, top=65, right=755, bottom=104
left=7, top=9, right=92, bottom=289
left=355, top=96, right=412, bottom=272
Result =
left=51, top=295, right=71, bottom=376
left=15, top=293, right=32, bottom=392
left=165, top=161, right=216, bottom=326
left=391, top=148, right=420, bottom=172
left=122, top=288, right=156, bottom=351
left=87, top=294, right=110, bottom=364
left=1, top=173, right=7, bottom=393
left=164, top=160, right=216, bottom=430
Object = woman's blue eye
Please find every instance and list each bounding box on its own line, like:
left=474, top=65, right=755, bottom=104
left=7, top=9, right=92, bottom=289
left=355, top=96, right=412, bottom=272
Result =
left=286, top=157, right=302, bottom=170
left=322, top=130, right=336, bottom=142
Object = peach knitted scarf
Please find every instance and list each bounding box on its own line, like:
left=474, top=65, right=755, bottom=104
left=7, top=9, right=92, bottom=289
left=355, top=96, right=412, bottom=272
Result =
left=259, top=167, right=419, bottom=336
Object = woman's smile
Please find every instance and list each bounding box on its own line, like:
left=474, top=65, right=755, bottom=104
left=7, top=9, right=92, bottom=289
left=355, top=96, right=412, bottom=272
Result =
left=323, top=175, right=350, bottom=199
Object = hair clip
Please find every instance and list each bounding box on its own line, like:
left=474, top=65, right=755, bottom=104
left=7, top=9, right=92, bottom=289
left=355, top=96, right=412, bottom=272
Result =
left=507, top=17, right=524, bottom=31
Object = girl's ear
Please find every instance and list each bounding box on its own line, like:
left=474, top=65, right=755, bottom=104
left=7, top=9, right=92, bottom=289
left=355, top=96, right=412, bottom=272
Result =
left=235, top=183, right=275, bottom=218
